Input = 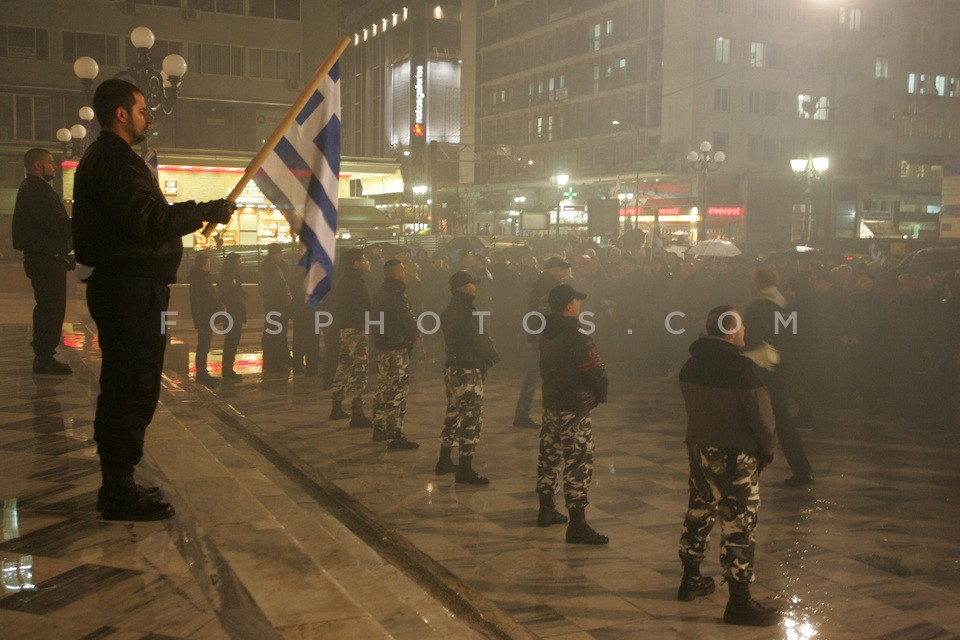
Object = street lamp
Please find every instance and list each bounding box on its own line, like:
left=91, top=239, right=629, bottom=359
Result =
left=687, top=141, right=726, bottom=241
left=791, top=154, right=830, bottom=245
left=73, top=26, right=187, bottom=115
left=555, top=173, right=569, bottom=237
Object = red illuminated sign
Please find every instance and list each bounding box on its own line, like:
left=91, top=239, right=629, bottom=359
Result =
left=412, top=123, right=425, bottom=137
left=708, top=206, right=742, bottom=217
left=658, top=207, right=681, bottom=216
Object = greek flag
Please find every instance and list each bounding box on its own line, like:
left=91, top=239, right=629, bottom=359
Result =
left=254, top=62, right=341, bottom=306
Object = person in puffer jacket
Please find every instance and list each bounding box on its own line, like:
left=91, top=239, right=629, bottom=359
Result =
left=676, top=305, right=781, bottom=627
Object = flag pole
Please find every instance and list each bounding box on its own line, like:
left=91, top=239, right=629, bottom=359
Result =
left=202, top=35, right=350, bottom=237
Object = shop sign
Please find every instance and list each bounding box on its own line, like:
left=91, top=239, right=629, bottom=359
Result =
left=163, top=180, right=178, bottom=195
left=658, top=207, right=681, bottom=216
left=412, top=64, right=426, bottom=138
left=708, top=206, right=742, bottom=217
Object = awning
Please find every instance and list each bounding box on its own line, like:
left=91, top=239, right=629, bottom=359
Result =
left=339, top=205, right=395, bottom=228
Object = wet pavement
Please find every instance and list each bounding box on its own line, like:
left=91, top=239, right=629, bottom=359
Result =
left=3, top=294, right=960, bottom=639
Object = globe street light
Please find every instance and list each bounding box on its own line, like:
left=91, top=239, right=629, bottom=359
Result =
left=687, top=141, right=726, bottom=241
left=791, top=154, right=830, bottom=245
left=73, top=26, right=186, bottom=115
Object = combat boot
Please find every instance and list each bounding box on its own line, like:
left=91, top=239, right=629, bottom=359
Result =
left=329, top=400, right=350, bottom=420
left=537, top=493, right=568, bottom=527
left=98, top=465, right=175, bottom=522
left=349, top=398, right=373, bottom=428
left=565, top=506, right=609, bottom=545
left=677, top=556, right=716, bottom=601
left=723, top=580, right=781, bottom=627
left=435, top=445, right=457, bottom=475
left=455, top=456, right=489, bottom=485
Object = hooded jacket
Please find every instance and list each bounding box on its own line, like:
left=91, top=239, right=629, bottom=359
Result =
left=679, top=335, right=777, bottom=462
left=539, top=314, right=608, bottom=412
left=441, top=290, right=500, bottom=370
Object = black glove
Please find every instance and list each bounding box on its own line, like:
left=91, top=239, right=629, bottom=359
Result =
left=200, top=199, right=236, bottom=224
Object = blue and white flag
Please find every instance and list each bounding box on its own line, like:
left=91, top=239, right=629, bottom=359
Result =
left=254, top=62, right=341, bottom=307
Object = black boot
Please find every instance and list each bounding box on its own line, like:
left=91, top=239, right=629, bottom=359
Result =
left=329, top=400, right=349, bottom=420
left=537, top=493, right=568, bottom=527
left=455, top=456, right=489, bottom=485
left=349, top=398, right=373, bottom=428
left=435, top=445, right=457, bottom=475
left=565, top=506, right=609, bottom=544
left=723, top=580, right=781, bottom=626
left=98, top=464, right=175, bottom=521
left=677, top=556, right=716, bottom=601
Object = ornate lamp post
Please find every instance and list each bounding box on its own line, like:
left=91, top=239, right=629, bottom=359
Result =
left=791, top=154, right=829, bottom=245
left=686, top=141, right=726, bottom=242
left=72, top=27, right=187, bottom=115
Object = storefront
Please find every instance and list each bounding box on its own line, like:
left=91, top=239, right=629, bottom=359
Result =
left=618, top=204, right=745, bottom=245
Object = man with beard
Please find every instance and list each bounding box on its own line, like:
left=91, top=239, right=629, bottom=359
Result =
left=73, top=79, right=234, bottom=521
left=435, top=271, right=500, bottom=484
left=13, top=148, right=74, bottom=374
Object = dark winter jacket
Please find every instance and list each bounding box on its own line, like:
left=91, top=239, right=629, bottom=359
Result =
left=441, top=291, right=500, bottom=371
left=372, top=277, right=419, bottom=351
left=335, top=267, right=371, bottom=330
left=189, top=268, right=220, bottom=326
left=12, top=175, right=71, bottom=256
left=259, top=257, right=292, bottom=310
left=72, top=131, right=205, bottom=282
left=539, top=314, right=608, bottom=412
left=217, top=272, right=246, bottom=325
left=526, top=271, right=563, bottom=343
left=679, top=336, right=777, bottom=463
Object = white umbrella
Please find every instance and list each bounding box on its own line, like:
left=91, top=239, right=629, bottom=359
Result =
left=686, top=239, right=742, bottom=258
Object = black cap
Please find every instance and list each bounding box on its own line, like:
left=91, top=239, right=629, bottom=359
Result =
left=449, top=270, right=481, bottom=290
left=543, top=256, right=572, bottom=270
left=548, top=283, right=587, bottom=312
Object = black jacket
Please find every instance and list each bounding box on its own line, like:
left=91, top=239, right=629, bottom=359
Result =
left=72, top=131, right=206, bottom=282
left=679, top=336, right=777, bottom=462
left=526, top=271, right=562, bottom=343
left=372, top=278, right=419, bottom=351
left=217, top=272, right=246, bottom=325
left=441, top=291, right=500, bottom=370
left=12, top=175, right=71, bottom=256
left=259, top=257, right=292, bottom=310
left=189, top=268, right=220, bottom=325
left=335, top=267, right=371, bottom=330
left=539, top=314, right=608, bottom=412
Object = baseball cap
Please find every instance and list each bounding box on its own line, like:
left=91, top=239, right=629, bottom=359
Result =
left=543, top=256, right=572, bottom=270
left=449, top=270, right=481, bottom=290
left=548, top=283, right=587, bottom=312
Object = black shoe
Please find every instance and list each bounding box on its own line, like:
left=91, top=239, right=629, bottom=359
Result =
left=329, top=401, right=350, bottom=420
left=513, top=416, right=539, bottom=429
left=435, top=457, right=458, bottom=475
left=724, top=581, right=781, bottom=627
left=566, top=522, right=609, bottom=545
left=96, top=483, right=163, bottom=512
left=100, top=491, right=175, bottom=521
left=455, top=467, right=490, bottom=485
left=678, top=574, right=716, bottom=601
left=222, top=370, right=243, bottom=382
left=784, top=473, right=814, bottom=488
left=196, top=373, right=219, bottom=388
left=349, top=400, right=373, bottom=428
left=387, top=436, right=419, bottom=451
left=33, top=357, right=72, bottom=375
left=537, top=507, right=569, bottom=527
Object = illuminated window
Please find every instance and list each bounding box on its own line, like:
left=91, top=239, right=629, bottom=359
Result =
left=875, top=57, right=888, bottom=79
left=716, top=37, right=730, bottom=64
left=907, top=73, right=916, bottom=94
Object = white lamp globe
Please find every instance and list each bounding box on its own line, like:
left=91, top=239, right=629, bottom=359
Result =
left=73, top=56, right=99, bottom=80
left=130, top=26, right=155, bottom=49
left=78, top=106, right=95, bottom=121
left=714, top=151, right=726, bottom=163
left=70, top=124, right=87, bottom=140
left=162, top=53, right=187, bottom=77
left=56, top=128, right=72, bottom=143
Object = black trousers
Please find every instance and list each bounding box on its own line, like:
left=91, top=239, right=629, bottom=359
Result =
left=221, top=314, right=243, bottom=374
left=261, top=307, right=291, bottom=371
left=761, top=369, right=812, bottom=477
left=87, top=275, right=168, bottom=470
left=23, top=254, right=67, bottom=358
left=196, top=323, right=212, bottom=374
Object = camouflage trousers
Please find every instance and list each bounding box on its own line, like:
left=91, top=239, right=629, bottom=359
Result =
left=536, top=409, right=594, bottom=509
left=679, top=443, right=761, bottom=583
left=331, top=328, right=369, bottom=403
left=373, top=348, right=410, bottom=440
left=440, top=367, right=484, bottom=457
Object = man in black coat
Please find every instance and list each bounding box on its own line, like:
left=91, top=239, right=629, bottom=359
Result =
left=12, top=148, right=74, bottom=374
left=259, top=242, right=293, bottom=374
left=371, top=259, right=421, bottom=450
left=188, top=253, right=220, bottom=387
left=436, top=271, right=500, bottom=484
left=329, top=248, right=373, bottom=426
left=73, top=79, right=234, bottom=521
left=536, top=283, right=609, bottom=544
